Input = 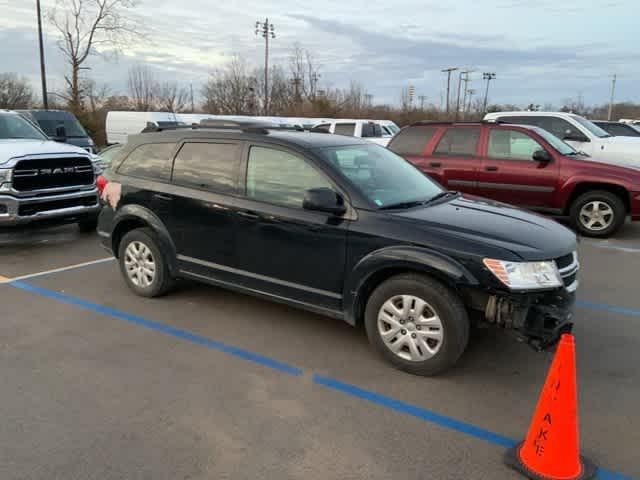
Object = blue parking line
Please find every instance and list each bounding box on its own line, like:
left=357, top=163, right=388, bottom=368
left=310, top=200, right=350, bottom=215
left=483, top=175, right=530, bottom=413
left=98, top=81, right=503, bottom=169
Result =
left=9, top=280, right=302, bottom=377
left=7, top=280, right=636, bottom=479
left=577, top=299, right=640, bottom=318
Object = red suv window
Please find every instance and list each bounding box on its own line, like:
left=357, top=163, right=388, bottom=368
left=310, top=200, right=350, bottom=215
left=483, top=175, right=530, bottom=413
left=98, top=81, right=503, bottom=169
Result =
left=433, top=127, right=480, bottom=156
left=388, top=127, right=437, bottom=155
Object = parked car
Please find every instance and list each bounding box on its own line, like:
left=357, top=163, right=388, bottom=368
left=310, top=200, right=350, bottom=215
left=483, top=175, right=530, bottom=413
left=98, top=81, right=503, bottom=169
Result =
left=0, top=110, right=100, bottom=230
left=98, top=124, right=578, bottom=375
left=18, top=109, right=95, bottom=153
left=105, top=111, right=186, bottom=145
left=619, top=119, right=640, bottom=128
left=484, top=111, right=640, bottom=167
left=388, top=121, right=640, bottom=237
left=592, top=120, right=640, bottom=137
left=311, top=119, right=390, bottom=146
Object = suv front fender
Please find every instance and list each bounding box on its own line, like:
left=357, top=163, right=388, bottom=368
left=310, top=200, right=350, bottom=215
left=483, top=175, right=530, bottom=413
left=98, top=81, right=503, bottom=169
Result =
left=343, top=246, right=479, bottom=325
left=111, top=204, right=178, bottom=275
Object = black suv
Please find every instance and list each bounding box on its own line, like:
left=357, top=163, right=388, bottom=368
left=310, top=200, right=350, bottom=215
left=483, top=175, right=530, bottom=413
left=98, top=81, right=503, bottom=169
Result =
left=97, top=125, right=579, bottom=375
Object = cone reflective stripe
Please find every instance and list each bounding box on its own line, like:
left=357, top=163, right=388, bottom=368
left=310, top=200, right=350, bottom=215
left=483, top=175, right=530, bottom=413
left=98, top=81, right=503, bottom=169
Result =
left=505, top=334, right=597, bottom=480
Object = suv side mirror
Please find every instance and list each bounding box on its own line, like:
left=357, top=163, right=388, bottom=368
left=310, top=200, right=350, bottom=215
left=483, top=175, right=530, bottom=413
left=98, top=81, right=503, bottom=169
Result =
left=532, top=149, right=552, bottom=163
left=53, top=124, right=67, bottom=142
left=563, top=130, right=589, bottom=143
left=303, top=188, right=346, bottom=215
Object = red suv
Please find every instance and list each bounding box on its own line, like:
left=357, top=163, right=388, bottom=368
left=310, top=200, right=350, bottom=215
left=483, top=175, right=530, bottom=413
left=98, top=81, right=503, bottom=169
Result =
left=388, top=121, right=640, bottom=237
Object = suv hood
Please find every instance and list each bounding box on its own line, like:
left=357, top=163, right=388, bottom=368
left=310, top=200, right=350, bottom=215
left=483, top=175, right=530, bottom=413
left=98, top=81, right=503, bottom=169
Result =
left=595, top=136, right=640, bottom=166
left=392, top=195, right=576, bottom=261
left=0, top=139, right=91, bottom=166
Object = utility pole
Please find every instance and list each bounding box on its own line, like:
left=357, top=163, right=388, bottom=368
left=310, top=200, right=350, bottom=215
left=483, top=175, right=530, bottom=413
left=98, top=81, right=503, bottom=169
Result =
left=459, top=71, right=472, bottom=119
left=190, top=83, right=195, bottom=113
left=466, top=89, right=476, bottom=115
left=36, top=0, right=48, bottom=109
left=255, top=18, right=275, bottom=115
left=455, top=70, right=471, bottom=120
left=608, top=74, right=617, bottom=121
left=441, top=67, right=458, bottom=115
left=482, top=72, right=496, bottom=113
left=408, top=84, right=415, bottom=109
left=364, top=93, right=373, bottom=107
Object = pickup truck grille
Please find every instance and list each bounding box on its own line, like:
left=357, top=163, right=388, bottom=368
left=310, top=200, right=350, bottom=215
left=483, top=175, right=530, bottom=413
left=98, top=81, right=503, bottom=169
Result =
left=12, top=157, right=94, bottom=192
left=555, top=252, right=579, bottom=292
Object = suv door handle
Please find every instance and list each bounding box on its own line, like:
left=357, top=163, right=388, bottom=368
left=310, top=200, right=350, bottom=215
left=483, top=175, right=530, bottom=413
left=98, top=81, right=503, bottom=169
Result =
left=429, top=162, right=442, bottom=168
left=153, top=193, right=172, bottom=201
left=485, top=165, right=498, bottom=172
left=237, top=210, right=260, bottom=220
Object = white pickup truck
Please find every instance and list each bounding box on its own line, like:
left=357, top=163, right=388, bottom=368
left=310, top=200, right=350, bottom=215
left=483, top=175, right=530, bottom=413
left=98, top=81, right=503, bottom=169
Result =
left=311, top=119, right=391, bottom=147
left=484, top=111, right=640, bottom=167
left=0, top=110, right=100, bottom=229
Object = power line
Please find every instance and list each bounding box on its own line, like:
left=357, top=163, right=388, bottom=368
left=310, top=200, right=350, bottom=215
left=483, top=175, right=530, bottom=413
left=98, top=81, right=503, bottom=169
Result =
left=255, top=18, right=275, bottom=115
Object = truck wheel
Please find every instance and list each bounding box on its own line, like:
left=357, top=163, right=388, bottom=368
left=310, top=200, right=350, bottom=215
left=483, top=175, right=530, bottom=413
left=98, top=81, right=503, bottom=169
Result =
left=364, top=273, right=469, bottom=376
left=569, top=190, right=625, bottom=238
left=118, top=228, right=173, bottom=297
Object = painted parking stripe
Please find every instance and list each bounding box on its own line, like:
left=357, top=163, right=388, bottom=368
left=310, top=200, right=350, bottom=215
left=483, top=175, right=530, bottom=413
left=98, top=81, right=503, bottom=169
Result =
left=577, top=299, right=640, bottom=318
left=9, top=280, right=301, bottom=376
left=581, top=240, right=640, bottom=253
left=6, top=280, right=634, bottom=479
left=6, top=257, right=116, bottom=283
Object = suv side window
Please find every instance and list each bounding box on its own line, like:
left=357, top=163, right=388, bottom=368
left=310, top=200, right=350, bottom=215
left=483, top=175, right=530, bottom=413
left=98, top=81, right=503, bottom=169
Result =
left=172, top=142, right=241, bottom=193
left=361, top=123, right=382, bottom=138
left=117, top=143, right=175, bottom=181
left=487, top=129, right=544, bottom=161
left=433, top=127, right=480, bottom=156
left=389, top=126, right=437, bottom=155
left=334, top=123, right=356, bottom=136
left=499, top=116, right=578, bottom=140
left=246, top=146, right=332, bottom=208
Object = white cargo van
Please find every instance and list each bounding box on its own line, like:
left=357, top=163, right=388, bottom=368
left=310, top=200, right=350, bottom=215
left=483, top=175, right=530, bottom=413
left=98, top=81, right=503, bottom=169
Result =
left=105, top=111, right=186, bottom=145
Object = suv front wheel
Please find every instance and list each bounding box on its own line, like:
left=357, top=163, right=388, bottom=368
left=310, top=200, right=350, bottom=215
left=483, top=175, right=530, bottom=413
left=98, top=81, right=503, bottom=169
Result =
left=118, top=228, right=173, bottom=297
left=364, top=274, right=469, bottom=376
left=569, top=190, right=626, bottom=238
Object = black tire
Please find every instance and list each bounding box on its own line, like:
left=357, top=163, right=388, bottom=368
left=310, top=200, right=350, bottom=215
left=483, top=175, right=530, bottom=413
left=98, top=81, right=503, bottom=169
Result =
left=77, top=217, right=98, bottom=233
left=364, top=273, right=469, bottom=376
left=118, top=227, right=173, bottom=297
left=569, top=190, right=625, bottom=238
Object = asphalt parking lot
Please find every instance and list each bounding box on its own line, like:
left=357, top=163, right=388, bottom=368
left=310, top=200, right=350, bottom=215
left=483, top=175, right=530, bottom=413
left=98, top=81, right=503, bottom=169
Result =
left=1, top=223, right=639, bottom=480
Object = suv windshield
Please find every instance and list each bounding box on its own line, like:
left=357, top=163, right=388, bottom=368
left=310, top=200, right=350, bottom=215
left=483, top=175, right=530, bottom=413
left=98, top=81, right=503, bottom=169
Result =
left=569, top=114, right=611, bottom=138
left=318, top=143, right=443, bottom=208
left=0, top=113, right=47, bottom=140
left=531, top=127, right=578, bottom=155
left=31, top=113, right=87, bottom=138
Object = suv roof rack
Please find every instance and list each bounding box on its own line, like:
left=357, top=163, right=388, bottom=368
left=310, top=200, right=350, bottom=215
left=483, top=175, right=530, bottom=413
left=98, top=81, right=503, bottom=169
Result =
left=141, top=119, right=306, bottom=136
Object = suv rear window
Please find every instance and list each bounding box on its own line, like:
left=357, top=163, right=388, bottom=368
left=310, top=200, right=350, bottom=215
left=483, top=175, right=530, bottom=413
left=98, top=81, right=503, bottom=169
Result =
left=172, top=142, right=241, bottom=193
left=433, top=127, right=480, bottom=156
left=334, top=123, right=356, bottom=136
left=388, top=127, right=437, bottom=155
left=117, top=143, right=175, bottom=182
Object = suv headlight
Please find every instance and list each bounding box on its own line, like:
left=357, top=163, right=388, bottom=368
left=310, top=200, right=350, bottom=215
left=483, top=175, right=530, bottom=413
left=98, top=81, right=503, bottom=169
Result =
left=483, top=258, right=563, bottom=290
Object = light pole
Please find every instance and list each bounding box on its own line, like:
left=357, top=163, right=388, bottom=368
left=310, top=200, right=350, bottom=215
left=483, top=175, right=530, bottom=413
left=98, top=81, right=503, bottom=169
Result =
left=482, top=72, right=496, bottom=113
left=608, top=74, right=617, bottom=121
left=36, top=0, right=48, bottom=109
left=466, top=89, right=476, bottom=116
left=455, top=70, right=471, bottom=121
left=255, top=18, right=275, bottom=115
left=441, top=67, right=458, bottom=115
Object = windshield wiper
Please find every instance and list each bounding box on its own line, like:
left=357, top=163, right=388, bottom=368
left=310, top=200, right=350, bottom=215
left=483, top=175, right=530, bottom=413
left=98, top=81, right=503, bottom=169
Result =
left=378, top=200, right=428, bottom=210
left=425, top=190, right=460, bottom=204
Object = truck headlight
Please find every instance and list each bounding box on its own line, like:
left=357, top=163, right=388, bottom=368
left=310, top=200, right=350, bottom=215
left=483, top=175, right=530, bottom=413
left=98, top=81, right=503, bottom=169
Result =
left=0, top=169, right=11, bottom=183
left=483, top=258, right=563, bottom=290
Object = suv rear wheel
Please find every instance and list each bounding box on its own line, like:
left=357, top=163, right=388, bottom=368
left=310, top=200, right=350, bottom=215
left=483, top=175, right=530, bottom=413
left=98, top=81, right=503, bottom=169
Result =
left=569, top=190, right=625, bottom=238
left=118, top=228, right=173, bottom=297
left=364, top=274, right=469, bottom=376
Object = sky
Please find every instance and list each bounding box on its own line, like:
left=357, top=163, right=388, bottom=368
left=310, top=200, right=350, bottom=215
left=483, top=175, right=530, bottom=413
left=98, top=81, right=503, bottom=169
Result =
left=0, top=0, right=638, bottom=108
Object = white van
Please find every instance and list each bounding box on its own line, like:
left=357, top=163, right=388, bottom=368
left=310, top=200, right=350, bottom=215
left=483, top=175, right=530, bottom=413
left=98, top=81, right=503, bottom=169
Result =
left=311, top=119, right=391, bottom=146
left=105, top=111, right=186, bottom=145
left=484, top=111, right=640, bottom=167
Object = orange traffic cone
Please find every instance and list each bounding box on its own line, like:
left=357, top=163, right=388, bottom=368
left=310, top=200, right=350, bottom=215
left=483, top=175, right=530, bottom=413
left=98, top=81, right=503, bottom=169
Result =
left=505, top=334, right=597, bottom=480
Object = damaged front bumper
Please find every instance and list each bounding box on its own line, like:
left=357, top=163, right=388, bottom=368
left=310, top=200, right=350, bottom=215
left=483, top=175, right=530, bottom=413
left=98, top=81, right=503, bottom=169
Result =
left=465, top=287, right=575, bottom=351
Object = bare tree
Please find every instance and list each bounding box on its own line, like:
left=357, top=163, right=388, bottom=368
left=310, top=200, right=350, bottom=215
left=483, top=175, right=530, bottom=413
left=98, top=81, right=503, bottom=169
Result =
left=289, top=43, right=321, bottom=101
left=0, top=73, right=33, bottom=109
left=128, top=65, right=158, bottom=111
left=202, top=56, right=257, bottom=115
left=157, top=82, right=189, bottom=112
left=253, top=65, right=292, bottom=115
left=48, top=0, right=140, bottom=114
left=83, top=78, right=110, bottom=113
